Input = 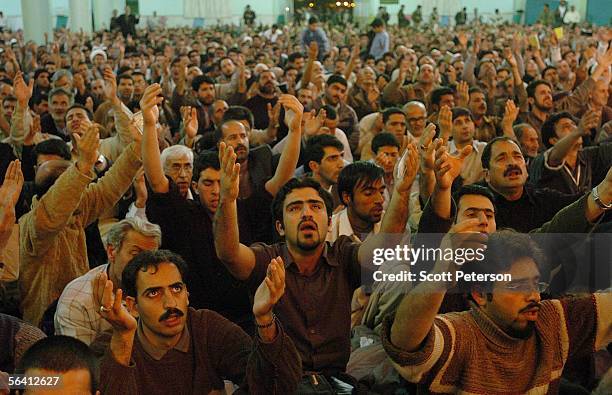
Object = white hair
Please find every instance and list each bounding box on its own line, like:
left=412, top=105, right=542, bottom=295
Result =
left=160, top=145, right=194, bottom=170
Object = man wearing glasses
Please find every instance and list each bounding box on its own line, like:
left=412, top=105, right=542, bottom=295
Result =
left=383, top=229, right=611, bottom=394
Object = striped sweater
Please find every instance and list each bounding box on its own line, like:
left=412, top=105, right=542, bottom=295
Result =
left=382, top=294, right=612, bottom=394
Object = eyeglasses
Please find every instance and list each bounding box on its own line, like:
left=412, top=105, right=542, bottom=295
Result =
left=500, top=281, right=549, bottom=293
left=407, top=117, right=426, bottom=123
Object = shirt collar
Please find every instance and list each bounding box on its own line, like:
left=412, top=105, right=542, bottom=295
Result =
left=448, top=139, right=481, bottom=154
left=279, top=241, right=335, bottom=268
left=137, top=317, right=190, bottom=360
left=336, top=208, right=381, bottom=242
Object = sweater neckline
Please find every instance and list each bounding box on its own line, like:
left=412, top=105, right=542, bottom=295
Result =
left=469, top=303, right=532, bottom=349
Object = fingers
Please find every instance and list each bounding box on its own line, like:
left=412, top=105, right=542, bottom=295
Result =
left=450, top=218, right=484, bottom=233
left=457, top=145, right=473, bottom=159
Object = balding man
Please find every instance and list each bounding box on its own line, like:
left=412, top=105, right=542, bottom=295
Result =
left=403, top=101, right=428, bottom=138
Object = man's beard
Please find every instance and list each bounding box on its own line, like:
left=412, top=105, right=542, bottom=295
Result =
left=534, top=100, right=552, bottom=112
left=261, top=83, right=275, bottom=95
left=297, top=233, right=322, bottom=251
left=505, top=321, right=536, bottom=339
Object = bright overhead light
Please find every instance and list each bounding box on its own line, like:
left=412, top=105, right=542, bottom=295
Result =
left=285, top=7, right=290, bottom=11
left=308, top=2, right=314, bottom=7
left=336, top=1, right=341, bottom=6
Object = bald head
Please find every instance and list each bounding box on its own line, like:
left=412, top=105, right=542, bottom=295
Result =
left=403, top=101, right=428, bottom=137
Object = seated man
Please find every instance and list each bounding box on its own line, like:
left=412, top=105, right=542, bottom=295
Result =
left=17, top=335, right=99, bottom=394
left=384, top=230, right=611, bottom=394
left=54, top=218, right=161, bottom=345
left=93, top=250, right=301, bottom=394
left=213, top=140, right=419, bottom=385
left=0, top=313, right=46, bottom=376
left=530, top=111, right=612, bottom=195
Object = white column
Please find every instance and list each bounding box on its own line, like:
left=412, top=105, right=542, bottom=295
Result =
left=21, top=0, right=52, bottom=44
left=69, top=0, right=93, bottom=33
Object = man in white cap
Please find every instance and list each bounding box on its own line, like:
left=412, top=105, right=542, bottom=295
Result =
left=90, top=48, right=107, bottom=80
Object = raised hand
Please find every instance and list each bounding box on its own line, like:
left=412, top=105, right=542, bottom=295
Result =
left=456, top=81, right=469, bottom=108
left=304, top=108, right=325, bottom=136
left=133, top=167, right=147, bottom=208
left=419, top=123, right=437, bottom=173
left=218, top=142, right=240, bottom=202
left=457, top=31, right=468, bottom=49
left=267, top=102, right=281, bottom=129
left=92, top=271, right=137, bottom=334
left=103, top=66, right=119, bottom=104
left=74, top=123, right=101, bottom=173
left=181, top=106, right=198, bottom=139
left=434, top=138, right=472, bottom=189
left=367, top=85, right=380, bottom=103
left=579, top=109, right=600, bottom=134
left=394, top=143, right=419, bottom=193
left=140, top=84, right=163, bottom=125
left=13, top=71, right=33, bottom=106
left=438, top=105, right=452, bottom=143
left=24, top=113, right=41, bottom=146
left=502, top=99, right=519, bottom=126
left=0, top=160, right=24, bottom=209
left=253, top=257, right=286, bottom=318
left=278, top=94, right=304, bottom=132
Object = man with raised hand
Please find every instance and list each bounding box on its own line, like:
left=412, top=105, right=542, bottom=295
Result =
left=18, top=96, right=143, bottom=326
left=213, top=136, right=419, bottom=388
left=93, top=250, right=301, bottom=394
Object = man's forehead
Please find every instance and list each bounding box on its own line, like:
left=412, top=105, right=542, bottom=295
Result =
left=458, top=194, right=495, bottom=212
left=284, top=187, right=325, bottom=206
left=199, top=167, right=220, bottom=180
left=137, top=262, right=183, bottom=289
left=492, top=140, right=522, bottom=156
left=168, top=155, right=192, bottom=165
left=67, top=108, right=88, bottom=117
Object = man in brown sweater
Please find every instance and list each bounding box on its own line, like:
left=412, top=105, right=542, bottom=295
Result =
left=93, top=249, right=301, bottom=394
left=384, top=229, right=611, bottom=394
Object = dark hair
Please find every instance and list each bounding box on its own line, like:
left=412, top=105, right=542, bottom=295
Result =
left=122, top=250, right=189, bottom=299
left=468, top=86, right=485, bottom=96
left=382, top=107, right=405, bottom=124
left=541, top=65, right=557, bottom=78
left=337, top=161, right=384, bottom=205
left=2, top=95, right=16, bottom=104
left=308, top=16, right=319, bottom=25
left=288, top=52, right=305, bottom=63
left=430, top=86, right=455, bottom=107
left=326, top=74, right=348, bottom=88
left=453, top=184, right=496, bottom=212
left=65, top=104, right=93, bottom=121
left=271, top=177, right=333, bottom=224
left=131, top=70, right=146, bottom=79
left=451, top=107, right=474, bottom=122
left=467, top=230, right=545, bottom=292
left=526, top=79, right=552, bottom=99
left=371, top=132, right=400, bottom=154
left=320, top=104, right=337, bottom=120
left=192, top=75, right=216, bottom=92
left=481, top=136, right=517, bottom=169
left=371, top=18, right=384, bottom=28
left=221, top=106, right=254, bottom=131
left=117, top=73, right=133, bottom=85
left=192, top=150, right=220, bottom=182
left=304, top=134, right=344, bottom=173
left=541, top=111, right=577, bottom=149
left=33, top=139, right=71, bottom=161
left=18, top=335, right=99, bottom=393
left=513, top=123, right=532, bottom=141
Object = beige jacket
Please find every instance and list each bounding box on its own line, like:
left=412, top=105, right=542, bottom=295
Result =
left=19, top=144, right=141, bottom=325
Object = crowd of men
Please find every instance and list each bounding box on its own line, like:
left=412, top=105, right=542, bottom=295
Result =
left=0, top=5, right=611, bottom=394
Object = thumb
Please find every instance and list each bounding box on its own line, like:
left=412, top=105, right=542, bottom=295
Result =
left=459, top=145, right=473, bottom=159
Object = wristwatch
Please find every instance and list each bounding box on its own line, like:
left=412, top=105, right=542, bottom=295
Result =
left=592, top=185, right=612, bottom=210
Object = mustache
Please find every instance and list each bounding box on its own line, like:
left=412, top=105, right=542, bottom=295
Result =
left=235, top=144, right=247, bottom=152
left=159, top=308, right=184, bottom=322
left=519, top=302, right=541, bottom=313
left=503, top=165, right=523, bottom=177
left=299, top=219, right=318, bottom=230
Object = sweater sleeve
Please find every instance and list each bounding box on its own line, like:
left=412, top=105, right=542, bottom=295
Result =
left=204, top=310, right=301, bottom=394
left=381, top=314, right=450, bottom=384
left=99, top=349, right=139, bottom=395
left=80, top=143, right=142, bottom=228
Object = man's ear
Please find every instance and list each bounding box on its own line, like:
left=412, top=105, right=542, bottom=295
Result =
left=106, top=244, right=116, bottom=264
left=549, top=137, right=558, bottom=146
left=308, top=161, right=319, bottom=174
left=275, top=220, right=285, bottom=237
left=483, top=168, right=491, bottom=184
left=470, top=288, right=488, bottom=307
left=191, top=180, right=198, bottom=191
left=341, top=191, right=351, bottom=206
left=125, top=296, right=139, bottom=318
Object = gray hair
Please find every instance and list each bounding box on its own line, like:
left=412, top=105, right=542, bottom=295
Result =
left=106, top=217, right=162, bottom=250
left=48, top=87, right=74, bottom=104
left=51, top=69, right=73, bottom=83
left=160, top=145, right=194, bottom=170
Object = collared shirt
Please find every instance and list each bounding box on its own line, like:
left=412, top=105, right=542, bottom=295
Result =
left=246, top=236, right=362, bottom=374
left=327, top=208, right=382, bottom=243
left=448, top=139, right=487, bottom=186
left=55, top=264, right=112, bottom=345
left=473, top=115, right=501, bottom=142
left=137, top=317, right=191, bottom=360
